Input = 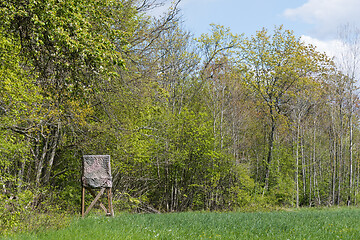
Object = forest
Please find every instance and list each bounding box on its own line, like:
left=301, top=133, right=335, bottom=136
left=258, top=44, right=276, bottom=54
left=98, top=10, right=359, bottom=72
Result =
left=1, top=0, right=360, bottom=231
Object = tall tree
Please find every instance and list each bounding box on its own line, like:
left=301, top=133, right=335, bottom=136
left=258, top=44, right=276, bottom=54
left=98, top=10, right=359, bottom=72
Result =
left=336, top=24, right=360, bottom=205
left=0, top=0, right=137, bottom=188
left=239, top=26, right=327, bottom=192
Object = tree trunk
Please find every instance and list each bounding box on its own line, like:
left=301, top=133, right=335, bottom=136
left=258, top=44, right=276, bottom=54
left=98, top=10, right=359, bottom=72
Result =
left=35, top=129, right=49, bottom=187
left=44, top=122, right=61, bottom=183
left=295, top=122, right=300, bottom=208
left=348, top=89, right=353, bottom=206
left=264, top=111, right=276, bottom=193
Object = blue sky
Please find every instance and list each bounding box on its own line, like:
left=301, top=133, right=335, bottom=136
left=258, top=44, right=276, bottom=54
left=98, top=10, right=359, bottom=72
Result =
left=151, top=0, right=360, bottom=58
left=180, top=0, right=309, bottom=38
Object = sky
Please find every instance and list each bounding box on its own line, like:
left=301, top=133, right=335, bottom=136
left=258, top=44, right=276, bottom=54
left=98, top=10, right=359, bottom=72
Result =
left=151, top=0, right=360, bottom=59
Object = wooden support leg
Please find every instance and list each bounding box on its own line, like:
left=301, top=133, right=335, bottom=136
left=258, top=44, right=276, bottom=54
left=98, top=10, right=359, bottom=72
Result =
left=81, top=187, right=113, bottom=217
left=84, top=188, right=105, bottom=217
left=107, top=188, right=114, bottom=216
left=88, top=188, right=108, bottom=214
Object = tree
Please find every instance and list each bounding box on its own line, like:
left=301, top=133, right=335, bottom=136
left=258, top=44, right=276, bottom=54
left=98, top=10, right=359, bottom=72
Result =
left=239, top=26, right=327, bottom=193
left=0, top=27, right=42, bottom=193
left=0, top=0, right=137, bottom=191
left=336, top=24, right=360, bottom=205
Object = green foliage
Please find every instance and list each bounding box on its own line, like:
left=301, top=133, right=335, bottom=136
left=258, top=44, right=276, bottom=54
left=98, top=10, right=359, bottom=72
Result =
left=0, top=189, right=68, bottom=236
left=0, top=0, right=135, bottom=77
left=0, top=24, right=41, bottom=194
left=0, top=191, right=31, bottom=235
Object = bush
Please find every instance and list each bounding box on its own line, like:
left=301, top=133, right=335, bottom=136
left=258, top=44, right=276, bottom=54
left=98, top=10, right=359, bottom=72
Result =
left=0, top=189, right=71, bottom=237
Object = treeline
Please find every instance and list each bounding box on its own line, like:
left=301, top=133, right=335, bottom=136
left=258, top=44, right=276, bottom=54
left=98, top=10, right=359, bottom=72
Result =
left=1, top=0, right=360, bottom=221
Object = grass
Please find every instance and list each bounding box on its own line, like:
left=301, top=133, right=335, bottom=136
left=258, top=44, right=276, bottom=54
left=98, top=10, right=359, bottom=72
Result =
left=3, top=207, right=360, bottom=239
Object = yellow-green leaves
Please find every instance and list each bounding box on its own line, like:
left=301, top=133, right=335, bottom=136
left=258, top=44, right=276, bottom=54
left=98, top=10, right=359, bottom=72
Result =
left=240, top=26, right=329, bottom=114
left=197, top=24, right=243, bottom=73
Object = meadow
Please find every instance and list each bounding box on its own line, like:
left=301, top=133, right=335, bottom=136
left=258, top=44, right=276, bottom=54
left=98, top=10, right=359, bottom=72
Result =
left=3, top=208, right=360, bottom=240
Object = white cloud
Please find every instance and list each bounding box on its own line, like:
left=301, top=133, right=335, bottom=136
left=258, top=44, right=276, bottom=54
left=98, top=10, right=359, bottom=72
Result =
left=285, top=0, right=360, bottom=71
left=301, top=35, right=360, bottom=80
left=300, top=35, right=343, bottom=58
left=284, top=0, right=360, bottom=39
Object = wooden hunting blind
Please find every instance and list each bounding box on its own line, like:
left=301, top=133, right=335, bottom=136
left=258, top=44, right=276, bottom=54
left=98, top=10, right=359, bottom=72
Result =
left=81, top=155, right=114, bottom=217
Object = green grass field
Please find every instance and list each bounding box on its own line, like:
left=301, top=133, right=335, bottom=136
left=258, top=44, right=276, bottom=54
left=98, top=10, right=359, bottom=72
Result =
left=3, top=208, right=360, bottom=239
